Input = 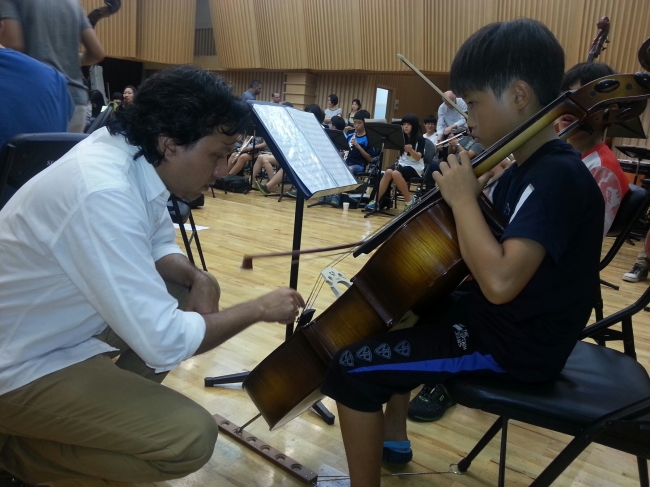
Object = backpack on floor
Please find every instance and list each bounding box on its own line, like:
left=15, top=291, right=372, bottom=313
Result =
left=213, top=174, right=250, bottom=193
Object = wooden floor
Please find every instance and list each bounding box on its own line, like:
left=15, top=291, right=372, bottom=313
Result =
left=145, top=188, right=649, bottom=487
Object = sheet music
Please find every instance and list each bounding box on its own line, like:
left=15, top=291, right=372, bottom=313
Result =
left=251, top=104, right=358, bottom=195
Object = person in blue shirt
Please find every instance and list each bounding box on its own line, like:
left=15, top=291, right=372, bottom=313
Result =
left=345, top=110, right=374, bottom=176
left=0, top=13, right=73, bottom=207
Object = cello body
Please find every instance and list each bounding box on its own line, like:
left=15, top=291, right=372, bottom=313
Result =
left=243, top=195, right=471, bottom=430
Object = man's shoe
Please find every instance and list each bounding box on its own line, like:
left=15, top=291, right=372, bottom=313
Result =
left=330, top=195, right=341, bottom=207
left=365, top=200, right=377, bottom=211
left=408, top=384, right=455, bottom=422
left=382, top=440, right=413, bottom=464
left=254, top=180, right=270, bottom=196
left=284, top=188, right=297, bottom=198
left=623, top=263, right=649, bottom=282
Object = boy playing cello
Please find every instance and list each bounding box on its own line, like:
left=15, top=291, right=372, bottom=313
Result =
left=321, top=19, right=604, bottom=487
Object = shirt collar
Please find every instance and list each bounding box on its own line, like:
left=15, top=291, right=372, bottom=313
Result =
left=137, top=156, right=169, bottom=203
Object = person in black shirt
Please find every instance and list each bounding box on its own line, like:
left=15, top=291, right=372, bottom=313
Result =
left=320, top=19, right=604, bottom=487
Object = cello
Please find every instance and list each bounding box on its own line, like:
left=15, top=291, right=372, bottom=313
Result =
left=243, top=61, right=650, bottom=431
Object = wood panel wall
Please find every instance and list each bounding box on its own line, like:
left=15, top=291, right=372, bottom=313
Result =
left=194, top=28, right=216, bottom=56
left=209, top=0, right=649, bottom=75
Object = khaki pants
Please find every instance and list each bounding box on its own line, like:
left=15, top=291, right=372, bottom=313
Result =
left=0, top=275, right=221, bottom=485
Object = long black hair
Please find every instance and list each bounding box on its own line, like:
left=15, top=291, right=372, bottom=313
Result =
left=107, top=65, right=251, bottom=166
left=401, top=113, right=421, bottom=146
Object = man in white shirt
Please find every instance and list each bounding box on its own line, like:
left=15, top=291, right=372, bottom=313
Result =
left=436, top=90, right=468, bottom=143
left=0, top=65, right=303, bottom=485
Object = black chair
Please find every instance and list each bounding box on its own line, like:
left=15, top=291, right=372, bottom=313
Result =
left=85, top=105, right=114, bottom=134
left=0, top=132, right=88, bottom=209
left=595, top=184, right=650, bottom=321
left=167, top=195, right=207, bottom=271
left=446, top=286, right=650, bottom=487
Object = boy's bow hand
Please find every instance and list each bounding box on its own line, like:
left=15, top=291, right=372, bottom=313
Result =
left=433, top=152, right=493, bottom=209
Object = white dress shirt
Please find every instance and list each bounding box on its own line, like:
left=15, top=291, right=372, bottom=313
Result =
left=0, top=128, right=206, bottom=395
left=436, top=98, right=468, bottom=137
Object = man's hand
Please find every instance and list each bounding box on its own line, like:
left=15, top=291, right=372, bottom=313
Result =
left=444, top=126, right=453, bottom=136
left=433, top=152, right=493, bottom=209
left=351, top=137, right=359, bottom=148
left=182, top=272, right=220, bottom=314
left=255, top=287, right=306, bottom=325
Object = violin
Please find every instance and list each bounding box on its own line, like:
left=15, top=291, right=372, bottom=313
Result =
left=87, top=0, right=122, bottom=28
left=243, top=56, right=650, bottom=431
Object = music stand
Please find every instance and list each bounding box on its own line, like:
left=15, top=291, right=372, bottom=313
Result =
left=616, top=145, right=650, bottom=184
left=363, top=122, right=405, bottom=218
left=307, top=129, right=350, bottom=208
left=205, top=102, right=359, bottom=426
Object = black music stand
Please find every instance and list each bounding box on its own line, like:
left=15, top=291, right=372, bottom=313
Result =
left=616, top=145, right=650, bottom=184
left=205, top=102, right=359, bottom=426
left=363, top=122, right=405, bottom=218
left=307, top=129, right=349, bottom=208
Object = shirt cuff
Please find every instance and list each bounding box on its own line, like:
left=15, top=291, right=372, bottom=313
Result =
left=151, top=311, right=206, bottom=373
left=152, top=243, right=184, bottom=262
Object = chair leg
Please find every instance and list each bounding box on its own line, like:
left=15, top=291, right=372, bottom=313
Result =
left=171, top=197, right=195, bottom=266
left=529, top=430, right=594, bottom=487
left=498, top=418, right=509, bottom=487
left=457, top=417, right=504, bottom=472
left=622, top=316, right=638, bottom=359
left=595, top=286, right=604, bottom=323
left=187, top=209, right=207, bottom=271
left=638, top=457, right=649, bottom=487
left=600, top=278, right=620, bottom=291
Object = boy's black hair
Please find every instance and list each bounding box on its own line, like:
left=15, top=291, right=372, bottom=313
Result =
left=423, top=114, right=437, bottom=124
left=282, top=101, right=294, bottom=107
left=304, top=104, right=325, bottom=124
left=330, top=116, right=346, bottom=130
left=450, top=18, right=564, bottom=107
left=353, top=109, right=370, bottom=121
left=107, top=65, right=251, bottom=167
left=250, top=80, right=262, bottom=88
left=112, top=92, right=124, bottom=101
left=401, top=113, right=421, bottom=145
left=329, top=94, right=339, bottom=106
left=124, top=85, right=137, bottom=93
left=561, top=62, right=617, bottom=91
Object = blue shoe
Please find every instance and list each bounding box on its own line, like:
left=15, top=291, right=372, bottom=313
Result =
left=365, top=199, right=376, bottom=211
left=382, top=440, right=413, bottom=464
left=330, top=195, right=341, bottom=207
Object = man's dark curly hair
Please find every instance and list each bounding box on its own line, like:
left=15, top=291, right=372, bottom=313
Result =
left=107, top=65, right=251, bottom=166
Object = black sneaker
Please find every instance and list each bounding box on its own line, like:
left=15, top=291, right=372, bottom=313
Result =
left=622, top=263, right=649, bottom=282
left=408, top=384, right=455, bottom=422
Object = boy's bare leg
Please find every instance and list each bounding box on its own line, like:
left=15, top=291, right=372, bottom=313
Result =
left=251, top=158, right=264, bottom=180
left=337, top=403, right=384, bottom=487
left=383, top=393, right=410, bottom=441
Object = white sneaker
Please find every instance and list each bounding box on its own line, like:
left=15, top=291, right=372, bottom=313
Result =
left=622, top=263, right=649, bottom=282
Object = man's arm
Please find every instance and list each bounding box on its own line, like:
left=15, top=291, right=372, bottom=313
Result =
left=155, top=253, right=220, bottom=314
left=195, top=287, right=304, bottom=355
left=436, top=107, right=446, bottom=139
left=433, top=152, right=546, bottom=304
left=80, top=27, right=104, bottom=66
left=351, top=138, right=373, bottom=162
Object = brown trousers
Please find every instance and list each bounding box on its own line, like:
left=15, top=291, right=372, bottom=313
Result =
left=0, top=276, right=220, bottom=485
